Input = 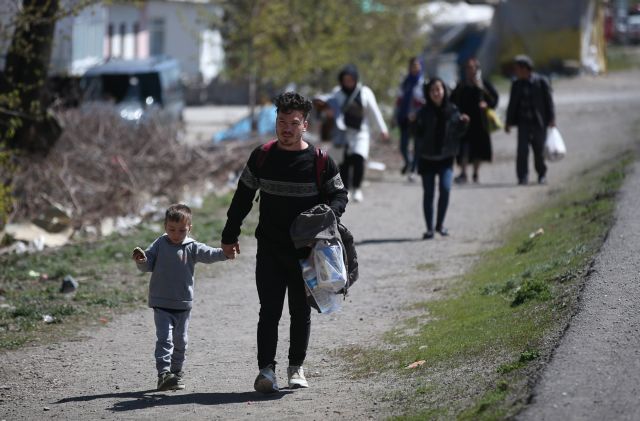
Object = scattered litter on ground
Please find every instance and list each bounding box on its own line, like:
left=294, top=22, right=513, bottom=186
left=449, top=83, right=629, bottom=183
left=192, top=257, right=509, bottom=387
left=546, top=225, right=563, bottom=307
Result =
left=60, top=275, right=79, bottom=294
left=405, top=360, right=426, bottom=369
left=529, top=227, right=545, bottom=238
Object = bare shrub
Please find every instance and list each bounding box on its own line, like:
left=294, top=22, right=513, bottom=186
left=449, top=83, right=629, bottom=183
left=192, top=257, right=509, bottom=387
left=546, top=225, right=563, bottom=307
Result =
left=10, top=105, right=257, bottom=229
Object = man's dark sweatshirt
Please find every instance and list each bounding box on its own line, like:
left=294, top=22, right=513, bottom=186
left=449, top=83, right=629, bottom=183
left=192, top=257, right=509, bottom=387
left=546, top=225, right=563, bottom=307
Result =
left=221, top=143, right=348, bottom=250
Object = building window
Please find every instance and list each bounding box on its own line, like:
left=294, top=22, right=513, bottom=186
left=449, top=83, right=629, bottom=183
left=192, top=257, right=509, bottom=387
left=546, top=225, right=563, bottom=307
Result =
left=119, top=23, right=126, bottom=58
left=133, top=22, right=140, bottom=58
left=150, top=18, right=165, bottom=56
left=107, top=23, right=114, bottom=58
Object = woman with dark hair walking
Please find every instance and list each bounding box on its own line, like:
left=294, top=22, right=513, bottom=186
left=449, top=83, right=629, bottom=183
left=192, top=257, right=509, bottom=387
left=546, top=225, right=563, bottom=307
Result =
left=451, top=57, right=499, bottom=184
left=415, top=78, right=469, bottom=239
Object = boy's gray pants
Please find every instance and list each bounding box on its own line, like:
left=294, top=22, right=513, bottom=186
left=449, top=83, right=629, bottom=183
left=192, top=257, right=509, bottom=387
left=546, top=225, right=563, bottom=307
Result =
left=153, top=308, right=191, bottom=375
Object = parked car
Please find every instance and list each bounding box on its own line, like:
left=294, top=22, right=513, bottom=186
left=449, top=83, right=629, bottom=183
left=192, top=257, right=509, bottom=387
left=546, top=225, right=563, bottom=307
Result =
left=80, top=56, right=185, bottom=123
left=627, top=13, right=640, bottom=44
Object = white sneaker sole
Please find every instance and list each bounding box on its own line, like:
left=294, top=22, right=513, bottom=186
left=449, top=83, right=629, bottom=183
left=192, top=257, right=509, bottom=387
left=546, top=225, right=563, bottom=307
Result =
left=288, top=379, right=309, bottom=389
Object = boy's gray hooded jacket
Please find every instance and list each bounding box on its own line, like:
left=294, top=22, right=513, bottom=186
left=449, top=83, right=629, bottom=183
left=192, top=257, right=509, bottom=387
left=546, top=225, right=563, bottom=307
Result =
left=136, top=234, right=226, bottom=310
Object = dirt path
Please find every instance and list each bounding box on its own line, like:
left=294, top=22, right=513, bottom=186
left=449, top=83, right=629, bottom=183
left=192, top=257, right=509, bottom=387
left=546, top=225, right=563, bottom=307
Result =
left=1, top=69, right=640, bottom=421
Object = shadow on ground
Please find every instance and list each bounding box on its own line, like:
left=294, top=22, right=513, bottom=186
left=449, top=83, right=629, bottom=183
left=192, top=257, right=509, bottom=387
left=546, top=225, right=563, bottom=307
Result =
left=356, top=237, right=422, bottom=246
left=55, top=389, right=292, bottom=412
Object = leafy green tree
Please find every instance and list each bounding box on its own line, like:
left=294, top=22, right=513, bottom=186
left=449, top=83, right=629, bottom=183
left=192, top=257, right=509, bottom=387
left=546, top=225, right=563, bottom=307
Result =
left=214, top=0, right=426, bottom=119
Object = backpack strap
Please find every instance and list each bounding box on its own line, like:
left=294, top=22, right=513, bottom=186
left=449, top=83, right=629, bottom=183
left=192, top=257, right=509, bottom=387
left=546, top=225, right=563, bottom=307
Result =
left=315, top=147, right=328, bottom=190
left=256, top=138, right=278, bottom=169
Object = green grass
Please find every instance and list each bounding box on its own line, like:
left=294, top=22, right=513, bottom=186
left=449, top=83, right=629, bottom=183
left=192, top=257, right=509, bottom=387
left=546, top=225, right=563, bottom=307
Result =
left=342, top=154, right=631, bottom=420
left=0, top=192, right=249, bottom=350
left=606, top=45, right=640, bottom=72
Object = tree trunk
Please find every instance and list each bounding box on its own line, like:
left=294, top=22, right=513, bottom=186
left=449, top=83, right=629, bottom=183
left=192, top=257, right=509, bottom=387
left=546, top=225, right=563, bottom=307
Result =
left=0, top=0, right=61, bottom=155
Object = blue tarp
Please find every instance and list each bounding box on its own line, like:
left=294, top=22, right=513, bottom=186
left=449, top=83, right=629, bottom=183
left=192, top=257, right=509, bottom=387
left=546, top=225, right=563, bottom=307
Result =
left=212, top=105, right=277, bottom=143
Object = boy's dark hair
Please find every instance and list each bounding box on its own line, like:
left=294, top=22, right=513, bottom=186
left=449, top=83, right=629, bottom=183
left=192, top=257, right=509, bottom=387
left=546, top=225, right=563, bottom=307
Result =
left=274, top=91, right=313, bottom=119
left=165, top=203, right=192, bottom=225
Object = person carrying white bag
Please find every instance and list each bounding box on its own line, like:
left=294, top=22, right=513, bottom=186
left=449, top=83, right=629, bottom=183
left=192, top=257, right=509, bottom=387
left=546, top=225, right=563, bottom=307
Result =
left=505, top=55, right=556, bottom=185
left=544, top=126, right=566, bottom=162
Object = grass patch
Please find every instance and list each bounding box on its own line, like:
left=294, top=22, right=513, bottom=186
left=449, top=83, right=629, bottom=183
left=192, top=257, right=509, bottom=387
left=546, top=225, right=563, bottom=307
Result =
left=606, top=45, right=640, bottom=72
left=0, top=192, right=248, bottom=351
left=344, top=153, right=632, bottom=420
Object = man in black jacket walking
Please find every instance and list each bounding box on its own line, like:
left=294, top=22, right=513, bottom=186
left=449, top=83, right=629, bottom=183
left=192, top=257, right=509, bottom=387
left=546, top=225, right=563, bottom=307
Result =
left=220, top=92, right=348, bottom=393
left=505, top=55, right=555, bottom=185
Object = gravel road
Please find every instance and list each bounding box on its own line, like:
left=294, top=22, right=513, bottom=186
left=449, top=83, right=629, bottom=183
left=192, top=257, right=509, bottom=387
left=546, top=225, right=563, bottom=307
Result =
left=1, top=68, right=640, bottom=421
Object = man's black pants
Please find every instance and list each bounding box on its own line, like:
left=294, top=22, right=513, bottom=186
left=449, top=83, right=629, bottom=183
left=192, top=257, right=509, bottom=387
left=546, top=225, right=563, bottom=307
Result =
left=517, top=124, right=547, bottom=182
left=256, top=242, right=311, bottom=369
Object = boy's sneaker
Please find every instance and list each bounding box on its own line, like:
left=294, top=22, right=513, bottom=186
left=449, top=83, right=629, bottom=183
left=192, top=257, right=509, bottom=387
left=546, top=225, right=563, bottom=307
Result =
left=254, top=364, right=279, bottom=393
left=157, top=372, right=178, bottom=391
left=287, top=365, right=309, bottom=389
left=171, top=371, right=185, bottom=390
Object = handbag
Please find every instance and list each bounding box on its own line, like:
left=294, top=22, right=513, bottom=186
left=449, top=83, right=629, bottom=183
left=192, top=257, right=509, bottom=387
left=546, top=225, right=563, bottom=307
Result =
left=544, top=127, right=566, bottom=161
left=485, top=108, right=503, bottom=133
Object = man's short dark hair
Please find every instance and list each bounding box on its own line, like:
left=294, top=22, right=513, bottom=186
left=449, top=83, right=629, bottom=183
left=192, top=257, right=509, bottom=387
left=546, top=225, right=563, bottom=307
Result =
left=274, top=91, right=313, bottom=119
left=514, top=54, right=534, bottom=70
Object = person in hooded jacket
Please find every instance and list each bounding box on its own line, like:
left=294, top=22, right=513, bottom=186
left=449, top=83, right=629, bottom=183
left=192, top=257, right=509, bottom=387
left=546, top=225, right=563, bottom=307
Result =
left=393, top=57, right=426, bottom=181
left=328, top=64, right=389, bottom=203
left=415, top=78, right=469, bottom=239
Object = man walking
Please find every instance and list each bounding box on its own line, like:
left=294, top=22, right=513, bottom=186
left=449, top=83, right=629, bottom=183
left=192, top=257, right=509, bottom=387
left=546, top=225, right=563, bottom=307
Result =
left=221, top=92, right=348, bottom=393
left=505, top=55, right=555, bottom=185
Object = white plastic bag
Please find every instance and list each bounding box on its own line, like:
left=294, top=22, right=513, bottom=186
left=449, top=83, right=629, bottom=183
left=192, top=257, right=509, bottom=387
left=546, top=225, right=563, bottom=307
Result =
left=544, top=127, right=566, bottom=162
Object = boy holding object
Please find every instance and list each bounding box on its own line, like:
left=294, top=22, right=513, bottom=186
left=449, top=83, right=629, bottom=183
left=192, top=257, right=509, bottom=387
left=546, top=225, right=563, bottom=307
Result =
left=133, top=203, right=234, bottom=391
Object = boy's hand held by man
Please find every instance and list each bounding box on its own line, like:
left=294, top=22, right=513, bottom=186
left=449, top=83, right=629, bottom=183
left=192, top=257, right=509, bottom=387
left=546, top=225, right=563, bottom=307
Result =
left=221, top=242, right=240, bottom=260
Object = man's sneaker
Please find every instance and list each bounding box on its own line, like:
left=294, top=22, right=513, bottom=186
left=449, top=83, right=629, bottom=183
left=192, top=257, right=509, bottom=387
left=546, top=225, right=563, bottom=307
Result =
left=157, top=372, right=178, bottom=391
left=171, top=371, right=185, bottom=390
left=287, top=365, right=309, bottom=389
left=353, top=189, right=364, bottom=202
left=254, top=365, right=279, bottom=394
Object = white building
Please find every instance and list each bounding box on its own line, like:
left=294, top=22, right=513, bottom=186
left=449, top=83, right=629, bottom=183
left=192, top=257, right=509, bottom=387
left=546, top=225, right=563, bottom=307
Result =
left=5, top=0, right=224, bottom=85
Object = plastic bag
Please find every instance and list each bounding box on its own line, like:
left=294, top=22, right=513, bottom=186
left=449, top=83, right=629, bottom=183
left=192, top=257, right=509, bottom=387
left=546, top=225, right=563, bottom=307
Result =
left=544, top=127, right=566, bottom=162
left=486, top=108, right=503, bottom=133
left=313, top=240, right=347, bottom=292
left=299, top=259, right=341, bottom=314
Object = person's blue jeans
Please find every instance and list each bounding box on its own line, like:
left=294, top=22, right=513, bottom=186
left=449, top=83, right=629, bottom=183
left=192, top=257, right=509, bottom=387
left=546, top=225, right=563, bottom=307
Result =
left=421, top=161, right=454, bottom=232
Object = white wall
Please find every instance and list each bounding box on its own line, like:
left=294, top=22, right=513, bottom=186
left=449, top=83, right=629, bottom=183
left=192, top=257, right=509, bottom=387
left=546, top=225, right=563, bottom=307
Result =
left=145, top=1, right=223, bottom=83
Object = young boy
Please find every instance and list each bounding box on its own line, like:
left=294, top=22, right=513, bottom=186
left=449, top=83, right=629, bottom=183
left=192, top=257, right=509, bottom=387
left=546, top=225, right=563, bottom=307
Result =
left=133, top=203, right=234, bottom=391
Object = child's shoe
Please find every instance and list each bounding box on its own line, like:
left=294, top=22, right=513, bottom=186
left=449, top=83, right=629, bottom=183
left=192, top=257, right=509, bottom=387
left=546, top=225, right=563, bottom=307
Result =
left=157, top=372, right=178, bottom=391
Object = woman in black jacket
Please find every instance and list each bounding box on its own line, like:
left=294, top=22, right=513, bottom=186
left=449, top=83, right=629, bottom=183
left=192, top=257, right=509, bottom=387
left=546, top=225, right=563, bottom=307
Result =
left=415, top=78, right=469, bottom=239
